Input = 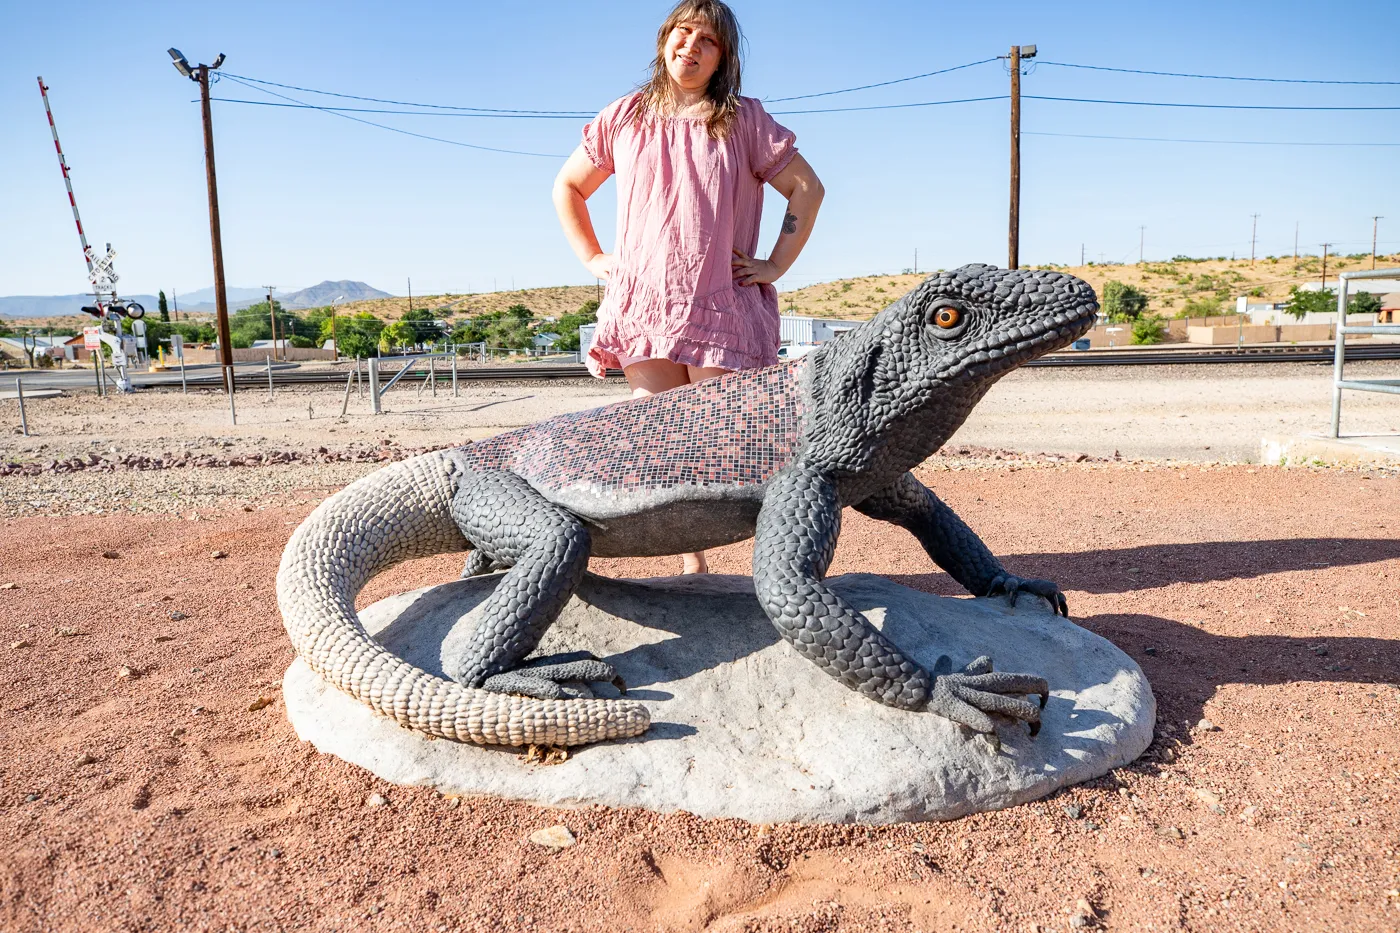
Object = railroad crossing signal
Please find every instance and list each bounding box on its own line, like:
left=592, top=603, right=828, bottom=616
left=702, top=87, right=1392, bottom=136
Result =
left=87, top=244, right=119, bottom=292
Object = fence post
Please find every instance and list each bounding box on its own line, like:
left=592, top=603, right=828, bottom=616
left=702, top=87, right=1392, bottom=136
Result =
left=452, top=344, right=459, bottom=397
left=225, top=365, right=238, bottom=425
left=1331, top=276, right=1350, bottom=438
left=340, top=367, right=355, bottom=417
left=16, top=377, right=29, bottom=437
left=430, top=356, right=437, bottom=398
left=369, top=357, right=381, bottom=414
left=266, top=354, right=274, bottom=400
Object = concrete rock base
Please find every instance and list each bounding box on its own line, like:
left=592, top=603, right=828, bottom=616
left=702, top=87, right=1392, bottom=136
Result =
left=284, top=573, right=1155, bottom=824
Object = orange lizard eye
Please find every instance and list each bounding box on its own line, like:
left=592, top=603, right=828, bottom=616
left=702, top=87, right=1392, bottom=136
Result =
left=934, top=307, right=961, bottom=329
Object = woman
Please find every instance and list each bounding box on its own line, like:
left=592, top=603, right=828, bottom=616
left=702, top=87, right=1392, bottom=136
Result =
left=553, top=0, right=824, bottom=574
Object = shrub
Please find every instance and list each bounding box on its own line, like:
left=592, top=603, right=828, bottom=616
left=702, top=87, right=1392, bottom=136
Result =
left=1349, top=291, right=1383, bottom=317
left=1101, top=280, right=1149, bottom=322
left=1131, top=315, right=1167, bottom=345
left=1284, top=286, right=1335, bottom=320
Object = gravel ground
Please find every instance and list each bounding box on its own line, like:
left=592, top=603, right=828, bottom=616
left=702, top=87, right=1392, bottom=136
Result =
left=3, top=360, right=1399, bottom=468
left=0, top=464, right=1396, bottom=932
left=1, top=364, right=1398, bottom=930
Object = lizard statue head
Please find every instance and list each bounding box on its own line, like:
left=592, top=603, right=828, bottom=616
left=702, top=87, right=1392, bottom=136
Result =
left=804, top=264, right=1099, bottom=474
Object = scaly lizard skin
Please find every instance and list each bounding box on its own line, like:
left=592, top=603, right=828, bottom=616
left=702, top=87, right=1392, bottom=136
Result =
left=277, top=264, right=1099, bottom=746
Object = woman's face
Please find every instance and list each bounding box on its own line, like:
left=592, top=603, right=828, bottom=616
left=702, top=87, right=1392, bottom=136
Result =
left=664, top=18, right=723, bottom=92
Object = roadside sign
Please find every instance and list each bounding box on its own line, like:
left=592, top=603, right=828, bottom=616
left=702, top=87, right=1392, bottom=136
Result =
left=169, top=333, right=183, bottom=357
left=83, top=326, right=101, bottom=350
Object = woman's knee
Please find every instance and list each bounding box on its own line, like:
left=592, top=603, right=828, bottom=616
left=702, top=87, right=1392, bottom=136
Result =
left=625, top=359, right=689, bottom=397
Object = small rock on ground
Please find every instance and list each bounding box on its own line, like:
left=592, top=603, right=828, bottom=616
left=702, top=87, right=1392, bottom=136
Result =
left=528, top=826, right=576, bottom=849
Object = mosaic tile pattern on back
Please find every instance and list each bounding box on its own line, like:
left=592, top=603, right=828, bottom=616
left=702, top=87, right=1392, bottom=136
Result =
left=468, top=362, right=805, bottom=494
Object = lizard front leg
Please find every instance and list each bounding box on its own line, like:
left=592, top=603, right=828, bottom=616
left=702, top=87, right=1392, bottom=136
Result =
left=447, top=470, right=620, bottom=700
left=855, top=471, right=1069, bottom=618
left=753, top=466, right=1046, bottom=734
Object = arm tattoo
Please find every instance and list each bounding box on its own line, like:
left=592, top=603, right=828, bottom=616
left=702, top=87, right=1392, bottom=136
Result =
left=781, top=211, right=798, bottom=235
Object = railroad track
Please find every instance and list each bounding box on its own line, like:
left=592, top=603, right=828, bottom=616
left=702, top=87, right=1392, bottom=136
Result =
left=14, top=343, right=1396, bottom=394
left=196, top=343, right=1400, bottom=387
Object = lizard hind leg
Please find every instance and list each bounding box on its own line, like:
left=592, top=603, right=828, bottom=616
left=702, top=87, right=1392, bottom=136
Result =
left=445, top=469, right=604, bottom=696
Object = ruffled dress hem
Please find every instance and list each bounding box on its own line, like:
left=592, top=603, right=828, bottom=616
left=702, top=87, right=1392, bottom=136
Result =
left=586, top=272, right=780, bottom=377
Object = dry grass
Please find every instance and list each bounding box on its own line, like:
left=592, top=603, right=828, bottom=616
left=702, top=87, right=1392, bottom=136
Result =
left=9, top=253, right=1394, bottom=332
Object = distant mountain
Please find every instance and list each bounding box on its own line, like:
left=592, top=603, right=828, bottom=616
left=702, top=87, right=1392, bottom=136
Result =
left=0, top=281, right=388, bottom=319
left=278, top=280, right=392, bottom=310
left=175, top=285, right=268, bottom=307
left=0, top=294, right=159, bottom=319
left=0, top=289, right=266, bottom=319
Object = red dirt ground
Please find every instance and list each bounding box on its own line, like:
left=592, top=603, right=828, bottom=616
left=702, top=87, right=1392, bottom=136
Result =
left=1, top=463, right=1397, bottom=932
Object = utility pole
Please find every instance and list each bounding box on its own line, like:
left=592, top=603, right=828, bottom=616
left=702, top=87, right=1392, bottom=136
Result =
left=1139, top=226, right=1145, bottom=264
left=1320, top=243, right=1331, bottom=291
left=1080, top=243, right=1085, bottom=266
left=1250, top=214, right=1260, bottom=265
left=914, top=248, right=918, bottom=275
left=264, top=286, right=278, bottom=360
left=1006, top=43, right=1036, bottom=270
left=1293, top=222, right=1299, bottom=262
left=407, top=277, right=413, bottom=314
left=1372, top=216, right=1383, bottom=270
left=169, top=49, right=233, bottom=393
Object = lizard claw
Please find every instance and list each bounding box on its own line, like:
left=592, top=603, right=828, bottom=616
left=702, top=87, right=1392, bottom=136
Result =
left=480, top=651, right=625, bottom=700
left=926, top=654, right=1050, bottom=737
left=986, top=573, right=1070, bottom=619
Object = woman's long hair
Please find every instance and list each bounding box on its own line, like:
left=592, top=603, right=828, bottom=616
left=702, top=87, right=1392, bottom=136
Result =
left=637, top=0, right=744, bottom=139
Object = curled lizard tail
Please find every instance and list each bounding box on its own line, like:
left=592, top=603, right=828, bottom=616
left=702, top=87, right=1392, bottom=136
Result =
left=276, top=449, right=651, bottom=746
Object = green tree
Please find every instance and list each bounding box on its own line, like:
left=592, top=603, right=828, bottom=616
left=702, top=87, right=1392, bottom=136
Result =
left=1130, top=315, right=1167, bottom=345
left=1284, top=286, right=1336, bottom=320
left=1348, top=291, right=1383, bottom=317
left=158, top=290, right=170, bottom=322
left=1101, top=280, right=1149, bottom=322
left=335, top=313, right=384, bottom=358
left=399, top=307, right=444, bottom=344
left=378, top=320, right=419, bottom=354
left=552, top=299, right=599, bottom=351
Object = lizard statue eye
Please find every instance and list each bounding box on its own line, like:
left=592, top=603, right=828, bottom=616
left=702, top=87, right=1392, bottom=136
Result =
left=933, top=307, right=961, bottom=329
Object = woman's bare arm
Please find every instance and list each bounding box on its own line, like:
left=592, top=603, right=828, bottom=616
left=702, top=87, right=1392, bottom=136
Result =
left=552, top=146, right=614, bottom=280
left=732, top=152, right=825, bottom=286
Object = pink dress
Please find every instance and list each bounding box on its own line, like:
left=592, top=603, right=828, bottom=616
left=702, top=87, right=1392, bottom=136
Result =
left=581, top=92, right=797, bottom=377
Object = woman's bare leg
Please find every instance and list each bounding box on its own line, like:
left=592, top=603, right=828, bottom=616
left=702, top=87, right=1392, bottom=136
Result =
left=623, top=360, right=730, bottom=574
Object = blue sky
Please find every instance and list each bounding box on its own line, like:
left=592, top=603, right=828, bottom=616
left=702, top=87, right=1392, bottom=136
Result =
left=2, top=0, right=1397, bottom=299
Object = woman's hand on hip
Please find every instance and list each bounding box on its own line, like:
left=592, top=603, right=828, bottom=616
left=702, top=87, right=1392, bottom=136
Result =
left=731, top=248, right=781, bottom=287
left=586, top=252, right=614, bottom=281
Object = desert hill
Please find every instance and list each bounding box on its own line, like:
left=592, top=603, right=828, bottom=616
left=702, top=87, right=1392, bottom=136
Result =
left=8, top=253, right=1392, bottom=333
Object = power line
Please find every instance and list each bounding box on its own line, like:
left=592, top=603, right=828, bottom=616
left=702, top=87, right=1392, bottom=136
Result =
left=207, top=97, right=589, bottom=119
left=220, top=72, right=592, bottom=115
left=1037, top=60, right=1400, bottom=86
left=218, top=75, right=567, bottom=157
left=1024, top=131, right=1400, bottom=147
left=1025, top=95, right=1400, bottom=111
left=772, top=95, right=1008, bottom=115
left=765, top=58, right=997, bottom=102
left=1019, top=129, right=1400, bottom=146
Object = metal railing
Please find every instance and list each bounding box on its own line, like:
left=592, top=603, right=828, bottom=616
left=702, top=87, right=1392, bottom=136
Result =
left=1331, top=267, right=1400, bottom=437
left=366, top=352, right=460, bottom=414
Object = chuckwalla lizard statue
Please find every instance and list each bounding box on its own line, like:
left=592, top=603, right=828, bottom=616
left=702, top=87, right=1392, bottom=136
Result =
left=277, top=264, right=1099, bottom=747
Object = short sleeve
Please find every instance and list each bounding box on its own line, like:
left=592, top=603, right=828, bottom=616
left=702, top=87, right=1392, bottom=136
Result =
left=581, top=94, right=638, bottom=175
left=745, top=100, right=797, bottom=182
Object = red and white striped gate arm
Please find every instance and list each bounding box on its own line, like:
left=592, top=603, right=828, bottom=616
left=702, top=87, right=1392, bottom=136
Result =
left=37, top=76, right=95, bottom=277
